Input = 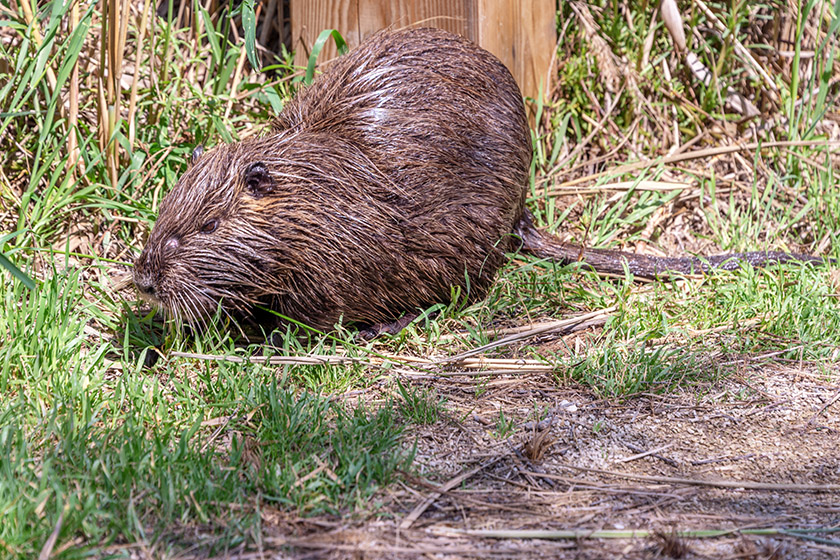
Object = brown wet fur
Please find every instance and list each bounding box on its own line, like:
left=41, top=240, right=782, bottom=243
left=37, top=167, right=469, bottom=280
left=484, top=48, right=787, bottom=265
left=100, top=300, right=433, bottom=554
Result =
left=133, top=27, right=823, bottom=333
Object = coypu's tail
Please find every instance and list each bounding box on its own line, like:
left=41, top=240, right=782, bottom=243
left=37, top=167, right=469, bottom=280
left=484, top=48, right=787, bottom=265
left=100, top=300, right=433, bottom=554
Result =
left=514, top=210, right=826, bottom=279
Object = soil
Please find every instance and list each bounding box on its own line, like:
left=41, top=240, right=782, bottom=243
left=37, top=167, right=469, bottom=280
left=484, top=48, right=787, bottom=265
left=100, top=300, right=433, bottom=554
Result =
left=254, top=358, right=840, bottom=559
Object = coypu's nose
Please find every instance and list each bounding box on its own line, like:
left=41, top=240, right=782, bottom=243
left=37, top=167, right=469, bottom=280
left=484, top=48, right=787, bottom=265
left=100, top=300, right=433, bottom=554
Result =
left=134, top=269, right=157, bottom=297
left=135, top=279, right=156, bottom=297
left=133, top=253, right=158, bottom=297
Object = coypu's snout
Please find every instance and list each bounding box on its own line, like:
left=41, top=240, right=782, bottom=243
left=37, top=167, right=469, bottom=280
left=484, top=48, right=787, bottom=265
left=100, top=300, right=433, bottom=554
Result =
left=133, top=249, right=162, bottom=305
left=133, top=230, right=186, bottom=306
left=134, top=277, right=155, bottom=297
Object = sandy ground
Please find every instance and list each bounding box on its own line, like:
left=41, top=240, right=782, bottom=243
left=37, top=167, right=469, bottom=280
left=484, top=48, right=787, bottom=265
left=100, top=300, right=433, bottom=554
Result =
left=248, top=358, right=840, bottom=559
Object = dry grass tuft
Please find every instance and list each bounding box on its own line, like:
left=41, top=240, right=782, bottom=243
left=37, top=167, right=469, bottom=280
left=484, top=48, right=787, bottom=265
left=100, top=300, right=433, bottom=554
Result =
left=523, top=427, right=556, bottom=463
left=652, top=528, right=690, bottom=558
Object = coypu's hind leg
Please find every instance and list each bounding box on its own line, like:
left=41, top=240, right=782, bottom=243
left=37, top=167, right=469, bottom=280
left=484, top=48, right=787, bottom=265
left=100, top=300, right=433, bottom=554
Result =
left=357, top=311, right=425, bottom=340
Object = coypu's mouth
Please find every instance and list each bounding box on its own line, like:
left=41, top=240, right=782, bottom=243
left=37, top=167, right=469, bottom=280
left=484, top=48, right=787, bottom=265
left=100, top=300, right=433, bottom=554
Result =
left=133, top=269, right=225, bottom=323
left=135, top=289, right=163, bottom=308
left=140, top=288, right=234, bottom=326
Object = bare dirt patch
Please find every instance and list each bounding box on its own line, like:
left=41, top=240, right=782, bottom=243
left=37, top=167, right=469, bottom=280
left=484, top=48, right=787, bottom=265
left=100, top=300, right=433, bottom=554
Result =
left=257, top=360, right=839, bottom=559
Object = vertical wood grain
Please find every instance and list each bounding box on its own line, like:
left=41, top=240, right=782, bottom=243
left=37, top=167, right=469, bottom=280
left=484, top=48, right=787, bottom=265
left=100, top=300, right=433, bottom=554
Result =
left=291, top=0, right=556, bottom=102
left=291, top=0, right=359, bottom=66
left=356, top=1, right=476, bottom=40
left=477, top=0, right=556, bottom=102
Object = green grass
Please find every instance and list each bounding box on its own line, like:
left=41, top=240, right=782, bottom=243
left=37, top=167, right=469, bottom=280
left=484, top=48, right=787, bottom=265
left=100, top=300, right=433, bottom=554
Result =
left=1, top=0, right=839, bottom=556
left=0, top=271, right=410, bottom=557
left=523, top=260, right=840, bottom=397
left=395, top=379, right=446, bottom=425
left=494, top=409, right=517, bottom=439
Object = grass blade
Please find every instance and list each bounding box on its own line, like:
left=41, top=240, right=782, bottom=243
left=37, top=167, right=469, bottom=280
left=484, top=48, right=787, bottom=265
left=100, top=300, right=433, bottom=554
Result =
left=304, top=29, right=348, bottom=85
left=0, top=251, right=35, bottom=290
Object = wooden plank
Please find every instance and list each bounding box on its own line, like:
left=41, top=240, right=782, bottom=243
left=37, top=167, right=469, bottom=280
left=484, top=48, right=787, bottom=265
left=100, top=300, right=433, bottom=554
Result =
left=291, top=1, right=475, bottom=67
left=290, top=0, right=359, bottom=64
left=290, top=0, right=556, bottom=102
left=357, top=1, right=475, bottom=39
left=476, top=0, right=556, bottom=102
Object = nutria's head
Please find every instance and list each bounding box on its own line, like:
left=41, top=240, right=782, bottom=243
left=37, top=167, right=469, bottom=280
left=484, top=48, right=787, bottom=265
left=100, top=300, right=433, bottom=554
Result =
left=133, top=141, right=288, bottom=324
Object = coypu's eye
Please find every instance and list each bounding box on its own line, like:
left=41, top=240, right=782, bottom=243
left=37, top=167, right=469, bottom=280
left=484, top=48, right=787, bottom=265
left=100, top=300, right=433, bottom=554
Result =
left=200, top=219, right=218, bottom=234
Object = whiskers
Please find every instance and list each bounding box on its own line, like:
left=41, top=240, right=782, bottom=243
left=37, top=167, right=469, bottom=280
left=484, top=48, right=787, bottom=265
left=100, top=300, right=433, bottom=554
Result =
left=158, top=272, right=262, bottom=340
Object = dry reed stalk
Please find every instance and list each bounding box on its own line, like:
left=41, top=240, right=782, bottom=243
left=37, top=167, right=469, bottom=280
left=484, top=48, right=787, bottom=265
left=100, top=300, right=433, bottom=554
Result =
left=379, top=355, right=433, bottom=364
left=552, top=139, right=840, bottom=189
left=67, top=0, right=81, bottom=177
left=96, top=1, right=108, bottom=173
left=36, top=506, right=65, bottom=560
left=267, top=539, right=508, bottom=557
left=437, top=314, right=620, bottom=342
left=399, top=457, right=503, bottom=530
left=18, top=0, right=59, bottom=92
left=388, top=368, right=543, bottom=379
left=613, top=442, right=674, bottom=464
left=224, top=47, right=248, bottom=120
left=440, top=307, right=617, bottom=363
left=176, top=0, right=188, bottom=29
left=170, top=351, right=365, bottom=365
left=127, top=0, right=152, bottom=147
left=452, top=527, right=799, bottom=540
left=536, top=464, right=840, bottom=492
left=695, top=0, right=778, bottom=93
left=547, top=180, right=691, bottom=197
left=98, top=0, right=131, bottom=187
left=168, top=352, right=556, bottom=376
left=640, top=1, right=658, bottom=73
left=459, top=358, right=552, bottom=370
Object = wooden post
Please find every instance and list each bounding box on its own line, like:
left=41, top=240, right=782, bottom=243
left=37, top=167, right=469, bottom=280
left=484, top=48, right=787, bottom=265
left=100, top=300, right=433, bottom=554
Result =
left=476, top=0, right=556, bottom=103
left=290, top=0, right=555, bottom=103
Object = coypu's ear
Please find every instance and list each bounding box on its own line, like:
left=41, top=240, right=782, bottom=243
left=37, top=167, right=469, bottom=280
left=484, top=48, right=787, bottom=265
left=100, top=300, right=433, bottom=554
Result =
left=244, top=162, right=275, bottom=197
left=191, top=145, right=204, bottom=165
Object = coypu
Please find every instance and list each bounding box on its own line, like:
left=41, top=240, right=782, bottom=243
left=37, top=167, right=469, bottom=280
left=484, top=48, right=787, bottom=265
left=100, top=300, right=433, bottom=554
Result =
left=133, top=27, right=822, bottom=335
